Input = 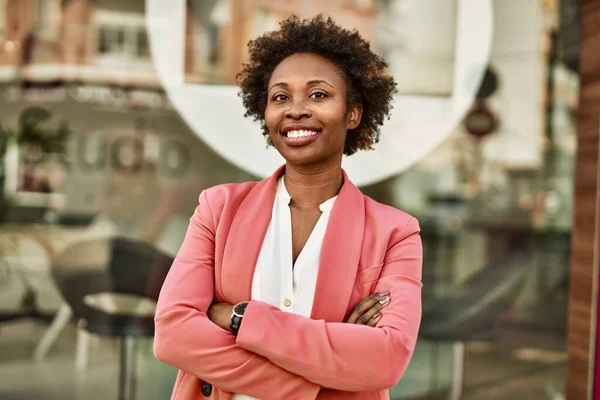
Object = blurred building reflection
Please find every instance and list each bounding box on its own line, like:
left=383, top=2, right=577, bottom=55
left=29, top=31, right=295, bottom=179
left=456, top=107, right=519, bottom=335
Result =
left=0, top=0, right=155, bottom=85
left=185, top=0, right=377, bottom=84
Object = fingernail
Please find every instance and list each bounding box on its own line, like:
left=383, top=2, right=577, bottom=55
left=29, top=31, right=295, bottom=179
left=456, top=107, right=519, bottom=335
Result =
left=378, top=291, right=390, bottom=297
left=373, top=312, right=382, bottom=319
left=379, top=296, right=390, bottom=305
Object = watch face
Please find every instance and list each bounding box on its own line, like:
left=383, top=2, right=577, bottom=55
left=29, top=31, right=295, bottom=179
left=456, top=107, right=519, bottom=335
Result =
left=233, top=302, right=249, bottom=317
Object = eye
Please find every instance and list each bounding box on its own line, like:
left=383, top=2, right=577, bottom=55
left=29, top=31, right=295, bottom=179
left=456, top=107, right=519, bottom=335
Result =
left=309, top=91, right=327, bottom=99
left=272, top=93, right=288, bottom=102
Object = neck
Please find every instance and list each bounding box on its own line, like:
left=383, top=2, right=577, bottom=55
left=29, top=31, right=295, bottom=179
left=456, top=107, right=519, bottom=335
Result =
left=283, top=162, right=343, bottom=207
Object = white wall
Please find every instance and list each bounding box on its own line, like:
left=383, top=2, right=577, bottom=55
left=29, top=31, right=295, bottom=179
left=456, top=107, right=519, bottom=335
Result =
left=382, top=0, right=544, bottom=169
left=483, top=0, right=544, bottom=169
left=378, top=0, right=457, bottom=96
left=390, top=0, right=547, bottom=209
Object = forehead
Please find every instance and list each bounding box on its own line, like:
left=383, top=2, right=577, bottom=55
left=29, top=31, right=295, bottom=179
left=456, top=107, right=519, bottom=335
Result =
left=268, top=53, right=346, bottom=88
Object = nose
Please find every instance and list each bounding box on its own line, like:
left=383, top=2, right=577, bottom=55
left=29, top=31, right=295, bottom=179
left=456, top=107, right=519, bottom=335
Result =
left=285, top=97, right=311, bottom=120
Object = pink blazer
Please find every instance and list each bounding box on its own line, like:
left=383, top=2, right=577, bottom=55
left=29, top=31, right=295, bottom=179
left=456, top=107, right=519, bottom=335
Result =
left=154, top=166, right=423, bottom=400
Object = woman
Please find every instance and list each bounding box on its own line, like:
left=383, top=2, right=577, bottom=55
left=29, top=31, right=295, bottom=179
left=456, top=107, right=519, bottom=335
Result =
left=154, top=15, right=422, bottom=400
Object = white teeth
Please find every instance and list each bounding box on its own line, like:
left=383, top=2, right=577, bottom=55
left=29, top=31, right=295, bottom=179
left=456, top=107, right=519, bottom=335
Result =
left=287, top=130, right=318, bottom=138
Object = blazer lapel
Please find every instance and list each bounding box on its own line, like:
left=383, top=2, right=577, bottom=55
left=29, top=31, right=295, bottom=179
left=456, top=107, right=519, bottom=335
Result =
left=220, top=165, right=284, bottom=303
left=311, top=171, right=365, bottom=322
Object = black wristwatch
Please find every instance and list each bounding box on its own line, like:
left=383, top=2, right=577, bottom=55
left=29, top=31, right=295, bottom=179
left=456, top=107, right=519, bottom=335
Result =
left=230, top=301, right=249, bottom=335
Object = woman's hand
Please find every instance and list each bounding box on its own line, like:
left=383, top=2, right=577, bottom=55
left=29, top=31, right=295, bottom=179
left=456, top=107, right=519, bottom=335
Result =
left=345, top=291, right=390, bottom=326
left=207, top=302, right=235, bottom=332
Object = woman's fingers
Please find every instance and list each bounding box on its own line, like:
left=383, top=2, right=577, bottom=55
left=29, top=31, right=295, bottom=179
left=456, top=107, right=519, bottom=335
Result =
left=346, top=291, right=390, bottom=324
left=357, top=295, right=390, bottom=325
left=366, top=312, right=382, bottom=327
left=346, top=293, right=383, bottom=324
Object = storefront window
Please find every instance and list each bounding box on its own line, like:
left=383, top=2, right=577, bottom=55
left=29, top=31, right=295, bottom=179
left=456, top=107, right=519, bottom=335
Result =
left=0, top=0, right=581, bottom=399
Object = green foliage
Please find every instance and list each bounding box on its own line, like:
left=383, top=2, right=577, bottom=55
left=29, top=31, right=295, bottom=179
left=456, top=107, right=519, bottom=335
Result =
left=0, top=107, right=70, bottom=160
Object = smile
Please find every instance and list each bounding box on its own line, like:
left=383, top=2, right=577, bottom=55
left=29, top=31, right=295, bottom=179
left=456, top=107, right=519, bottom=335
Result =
left=285, top=130, right=320, bottom=138
left=280, top=128, right=322, bottom=147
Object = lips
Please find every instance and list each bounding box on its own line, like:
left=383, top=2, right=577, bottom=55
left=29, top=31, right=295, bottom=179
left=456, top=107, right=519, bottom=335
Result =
left=281, top=128, right=321, bottom=147
left=280, top=125, right=322, bottom=147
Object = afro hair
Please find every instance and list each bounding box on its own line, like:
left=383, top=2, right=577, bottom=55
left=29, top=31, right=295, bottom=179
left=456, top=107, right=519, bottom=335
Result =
left=237, top=14, right=397, bottom=155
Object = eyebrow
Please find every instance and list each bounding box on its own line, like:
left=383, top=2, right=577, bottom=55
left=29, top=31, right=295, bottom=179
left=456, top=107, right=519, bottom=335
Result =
left=268, top=79, right=334, bottom=92
left=307, top=79, right=333, bottom=88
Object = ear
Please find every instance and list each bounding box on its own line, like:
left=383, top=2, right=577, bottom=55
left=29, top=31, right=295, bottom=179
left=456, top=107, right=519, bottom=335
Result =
left=347, top=104, right=363, bottom=130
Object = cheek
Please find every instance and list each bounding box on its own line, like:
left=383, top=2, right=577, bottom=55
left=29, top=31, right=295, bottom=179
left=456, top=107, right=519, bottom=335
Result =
left=325, top=107, right=350, bottom=138
left=264, top=106, right=279, bottom=132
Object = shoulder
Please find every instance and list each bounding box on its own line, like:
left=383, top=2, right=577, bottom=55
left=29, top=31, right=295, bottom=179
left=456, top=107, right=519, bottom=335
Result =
left=199, top=181, right=259, bottom=211
left=363, top=195, right=420, bottom=240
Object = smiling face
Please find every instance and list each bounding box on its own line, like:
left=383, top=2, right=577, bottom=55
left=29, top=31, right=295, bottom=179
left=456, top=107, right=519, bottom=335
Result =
left=264, top=53, right=362, bottom=168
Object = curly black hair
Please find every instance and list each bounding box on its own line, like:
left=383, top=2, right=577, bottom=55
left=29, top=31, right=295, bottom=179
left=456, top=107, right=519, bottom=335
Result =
left=237, top=14, right=397, bottom=156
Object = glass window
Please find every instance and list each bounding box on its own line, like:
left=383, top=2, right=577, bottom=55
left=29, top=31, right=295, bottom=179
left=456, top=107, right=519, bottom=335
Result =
left=0, top=1, right=583, bottom=399
left=136, top=29, right=149, bottom=58
left=97, top=25, right=126, bottom=55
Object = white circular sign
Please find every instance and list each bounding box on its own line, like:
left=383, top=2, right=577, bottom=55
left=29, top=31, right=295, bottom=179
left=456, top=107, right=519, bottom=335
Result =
left=145, top=0, right=493, bottom=186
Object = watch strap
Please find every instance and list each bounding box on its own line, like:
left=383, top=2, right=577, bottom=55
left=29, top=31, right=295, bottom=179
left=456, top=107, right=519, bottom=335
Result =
left=230, top=314, right=243, bottom=335
left=230, top=301, right=249, bottom=335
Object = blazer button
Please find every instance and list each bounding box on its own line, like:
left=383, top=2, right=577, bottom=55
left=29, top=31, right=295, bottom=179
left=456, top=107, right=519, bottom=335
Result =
left=201, top=381, right=212, bottom=396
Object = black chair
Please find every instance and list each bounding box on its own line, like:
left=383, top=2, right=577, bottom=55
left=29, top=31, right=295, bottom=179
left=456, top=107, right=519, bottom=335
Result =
left=52, top=236, right=174, bottom=400
left=419, top=249, right=531, bottom=400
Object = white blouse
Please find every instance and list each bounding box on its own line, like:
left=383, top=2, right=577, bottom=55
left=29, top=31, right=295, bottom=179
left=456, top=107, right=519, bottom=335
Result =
left=232, top=176, right=337, bottom=400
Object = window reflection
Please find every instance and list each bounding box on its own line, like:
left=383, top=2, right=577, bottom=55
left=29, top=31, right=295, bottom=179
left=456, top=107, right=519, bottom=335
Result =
left=0, top=1, right=577, bottom=399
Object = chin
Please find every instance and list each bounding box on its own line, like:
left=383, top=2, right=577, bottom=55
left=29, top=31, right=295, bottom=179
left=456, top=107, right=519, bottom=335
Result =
left=280, top=149, right=341, bottom=168
left=281, top=152, right=321, bottom=166
left=272, top=138, right=343, bottom=167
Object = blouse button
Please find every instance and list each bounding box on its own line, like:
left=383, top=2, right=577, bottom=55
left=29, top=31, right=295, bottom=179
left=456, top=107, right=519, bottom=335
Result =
left=284, top=299, right=292, bottom=307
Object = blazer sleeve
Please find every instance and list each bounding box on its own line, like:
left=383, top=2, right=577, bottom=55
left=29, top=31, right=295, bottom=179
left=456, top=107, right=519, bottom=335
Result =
left=153, top=190, right=321, bottom=400
left=236, top=217, right=423, bottom=392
